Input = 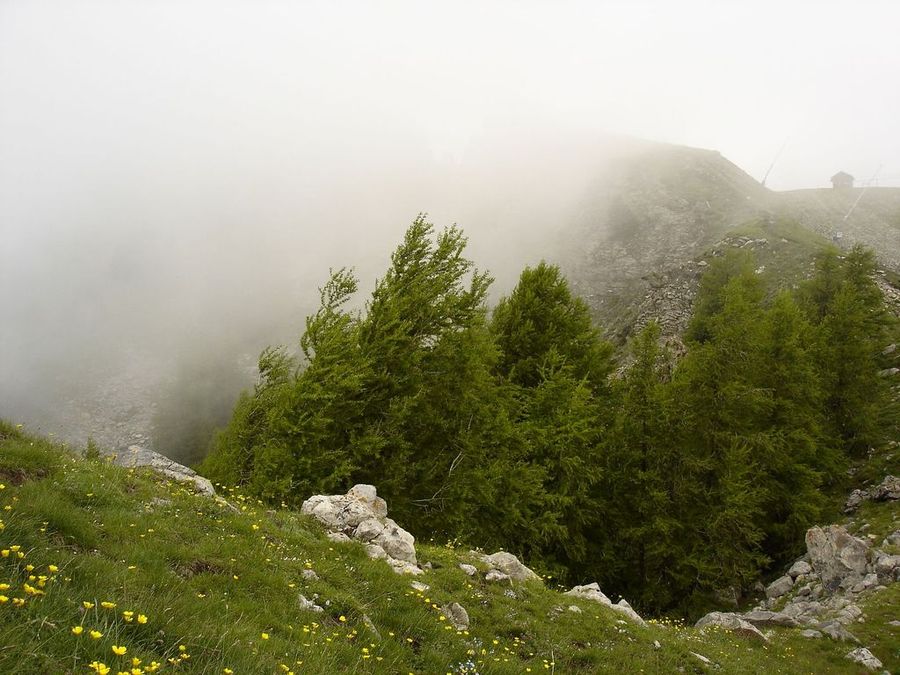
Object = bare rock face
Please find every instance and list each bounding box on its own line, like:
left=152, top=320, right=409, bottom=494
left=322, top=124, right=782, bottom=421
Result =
left=564, top=583, right=646, bottom=626
left=695, top=612, right=768, bottom=643
left=805, top=525, right=869, bottom=591
left=475, top=551, right=540, bottom=582
left=111, top=445, right=216, bottom=496
left=844, top=475, right=900, bottom=513
left=301, top=484, right=421, bottom=575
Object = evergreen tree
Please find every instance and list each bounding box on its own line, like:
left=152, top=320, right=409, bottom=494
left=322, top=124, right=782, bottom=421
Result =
left=490, top=262, right=613, bottom=389
left=598, top=322, right=685, bottom=612
left=687, top=250, right=756, bottom=343
left=490, top=262, right=614, bottom=577
left=802, top=245, right=891, bottom=454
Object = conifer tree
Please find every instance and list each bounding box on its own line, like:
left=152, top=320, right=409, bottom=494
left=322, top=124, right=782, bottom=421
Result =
left=598, top=322, right=684, bottom=612
left=490, top=262, right=613, bottom=389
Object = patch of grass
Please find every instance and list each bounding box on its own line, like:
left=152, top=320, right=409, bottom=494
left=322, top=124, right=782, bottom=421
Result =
left=0, top=423, right=894, bottom=673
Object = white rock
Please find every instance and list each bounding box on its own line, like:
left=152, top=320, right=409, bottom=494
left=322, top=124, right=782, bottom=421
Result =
left=613, top=599, right=647, bottom=626
left=477, top=551, right=539, bottom=582
left=845, top=647, right=882, bottom=671
left=375, top=519, right=416, bottom=563
left=298, top=594, right=324, bottom=612
left=805, top=525, right=869, bottom=591
left=301, top=485, right=420, bottom=575
left=565, top=583, right=645, bottom=625
left=690, top=652, right=712, bottom=665
left=459, top=563, right=478, bottom=576
left=442, top=602, right=470, bottom=631
left=485, top=570, right=511, bottom=583
left=564, top=583, right=611, bottom=605
left=365, top=543, right=388, bottom=560
left=765, top=575, right=794, bottom=599
left=788, top=560, right=812, bottom=578
left=695, top=612, right=767, bottom=642
left=354, top=518, right=385, bottom=542
left=112, top=445, right=216, bottom=496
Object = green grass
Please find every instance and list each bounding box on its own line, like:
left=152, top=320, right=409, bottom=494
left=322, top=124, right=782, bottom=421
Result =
left=717, top=217, right=834, bottom=291
left=0, top=419, right=895, bottom=674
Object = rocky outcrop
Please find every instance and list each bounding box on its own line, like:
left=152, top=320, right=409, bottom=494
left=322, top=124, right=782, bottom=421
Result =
left=110, top=445, right=215, bottom=496
left=805, top=525, right=870, bottom=591
left=564, top=583, right=646, bottom=626
left=735, top=488, right=899, bottom=669
left=844, top=475, right=900, bottom=513
left=301, top=484, right=421, bottom=575
left=695, top=611, right=767, bottom=643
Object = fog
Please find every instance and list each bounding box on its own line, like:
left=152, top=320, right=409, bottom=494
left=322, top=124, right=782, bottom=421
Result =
left=2, top=0, right=899, bottom=453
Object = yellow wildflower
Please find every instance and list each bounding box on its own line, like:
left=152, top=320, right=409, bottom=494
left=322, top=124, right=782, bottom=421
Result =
left=112, top=645, right=127, bottom=656
left=72, top=626, right=84, bottom=635
left=90, top=630, right=103, bottom=639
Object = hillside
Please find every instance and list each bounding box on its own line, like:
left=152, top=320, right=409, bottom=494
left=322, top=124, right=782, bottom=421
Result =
left=1, top=421, right=898, bottom=674
left=561, top=143, right=900, bottom=343
left=778, top=187, right=900, bottom=270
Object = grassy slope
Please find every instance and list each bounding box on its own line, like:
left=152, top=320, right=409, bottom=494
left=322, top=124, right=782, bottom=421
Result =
left=722, top=217, right=833, bottom=287
left=0, top=420, right=895, bottom=675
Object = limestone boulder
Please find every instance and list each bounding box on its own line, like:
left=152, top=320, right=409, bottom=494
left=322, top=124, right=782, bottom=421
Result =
left=874, top=553, right=900, bottom=582
left=475, top=551, right=539, bottom=582
left=845, top=647, right=882, bottom=671
left=302, top=484, right=420, bottom=575
left=741, top=610, right=800, bottom=628
left=442, top=602, right=470, bottom=631
left=765, top=575, right=794, bottom=599
left=696, top=612, right=767, bottom=643
left=805, top=525, right=869, bottom=591
left=787, top=560, right=812, bottom=578
left=564, top=583, right=646, bottom=626
left=112, top=445, right=216, bottom=496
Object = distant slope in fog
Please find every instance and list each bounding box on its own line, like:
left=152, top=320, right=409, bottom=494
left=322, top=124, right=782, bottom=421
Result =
left=558, top=143, right=900, bottom=343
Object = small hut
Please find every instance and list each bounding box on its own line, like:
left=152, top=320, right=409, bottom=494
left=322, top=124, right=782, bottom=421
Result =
left=831, top=171, right=854, bottom=190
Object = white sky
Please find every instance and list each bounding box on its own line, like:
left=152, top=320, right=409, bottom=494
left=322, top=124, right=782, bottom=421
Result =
left=2, top=0, right=899, bottom=191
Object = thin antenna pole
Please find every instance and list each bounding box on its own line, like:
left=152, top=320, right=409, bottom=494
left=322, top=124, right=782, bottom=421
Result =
left=761, top=139, right=788, bottom=187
